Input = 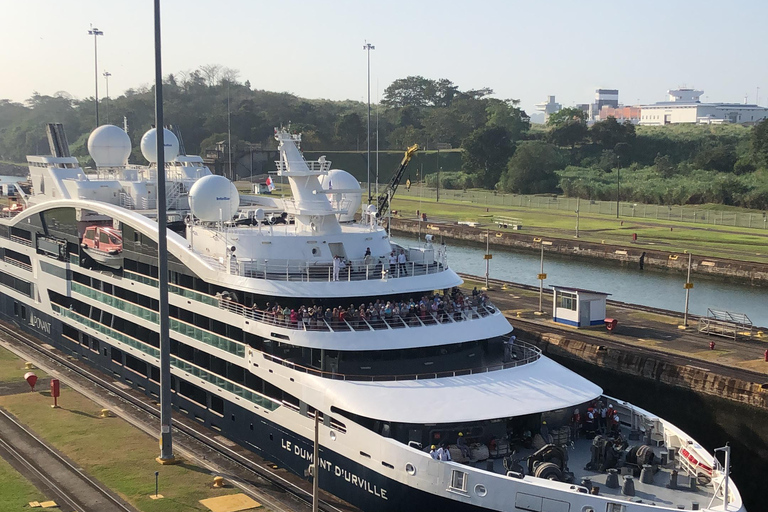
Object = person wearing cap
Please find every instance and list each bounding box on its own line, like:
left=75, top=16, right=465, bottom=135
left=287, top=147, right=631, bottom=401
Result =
left=540, top=420, right=549, bottom=442
left=456, top=432, right=470, bottom=459
left=429, top=445, right=439, bottom=459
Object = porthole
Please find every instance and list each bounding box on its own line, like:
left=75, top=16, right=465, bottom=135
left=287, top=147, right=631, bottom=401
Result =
left=581, top=507, right=595, bottom=512
left=405, top=463, right=416, bottom=476
left=312, top=247, right=320, bottom=256
left=474, top=484, right=488, bottom=497
left=329, top=431, right=337, bottom=441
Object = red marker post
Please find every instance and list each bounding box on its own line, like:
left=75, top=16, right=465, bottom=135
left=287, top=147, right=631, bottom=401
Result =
left=50, top=378, right=60, bottom=408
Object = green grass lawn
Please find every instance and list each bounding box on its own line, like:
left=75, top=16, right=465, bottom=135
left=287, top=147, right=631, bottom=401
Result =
left=0, top=455, right=45, bottom=509
left=0, top=347, right=264, bottom=511
left=0, top=346, right=48, bottom=383
left=390, top=195, right=768, bottom=264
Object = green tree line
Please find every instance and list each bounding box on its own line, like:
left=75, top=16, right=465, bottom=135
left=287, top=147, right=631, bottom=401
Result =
left=1, top=67, right=767, bottom=208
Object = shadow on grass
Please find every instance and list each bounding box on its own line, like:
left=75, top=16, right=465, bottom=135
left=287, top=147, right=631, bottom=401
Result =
left=63, top=408, right=99, bottom=419
left=178, top=462, right=211, bottom=475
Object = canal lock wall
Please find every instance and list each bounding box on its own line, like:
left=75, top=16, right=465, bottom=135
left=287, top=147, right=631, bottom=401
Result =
left=515, top=324, right=768, bottom=411
left=390, top=218, right=768, bottom=285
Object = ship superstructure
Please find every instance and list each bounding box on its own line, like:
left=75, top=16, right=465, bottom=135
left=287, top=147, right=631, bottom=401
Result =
left=0, top=123, right=744, bottom=512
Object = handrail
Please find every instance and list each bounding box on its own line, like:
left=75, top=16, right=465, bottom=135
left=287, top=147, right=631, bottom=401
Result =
left=256, top=338, right=540, bottom=382
left=234, top=258, right=448, bottom=282
left=4, top=256, right=32, bottom=272
left=219, top=297, right=498, bottom=333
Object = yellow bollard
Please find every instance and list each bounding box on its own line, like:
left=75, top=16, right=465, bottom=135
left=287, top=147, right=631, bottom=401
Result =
left=25, top=362, right=34, bottom=370
left=213, top=476, right=225, bottom=488
left=100, top=409, right=111, bottom=418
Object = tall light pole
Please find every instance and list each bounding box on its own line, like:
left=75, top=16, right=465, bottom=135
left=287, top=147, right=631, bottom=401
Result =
left=363, top=41, right=375, bottom=204
left=88, top=25, right=104, bottom=128
left=103, top=71, right=112, bottom=124
left=153, top=0, right=175, bottom=465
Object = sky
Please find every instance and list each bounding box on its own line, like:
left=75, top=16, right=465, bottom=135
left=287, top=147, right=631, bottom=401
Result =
left=1, top=0, right=767, bottom=118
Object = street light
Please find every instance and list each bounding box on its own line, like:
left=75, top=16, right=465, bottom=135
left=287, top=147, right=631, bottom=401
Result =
left=103, top=71, right=112, bottom=124
left=363, top=41, right=375, bottom=204
left=88, top=25, right=104, bottom=128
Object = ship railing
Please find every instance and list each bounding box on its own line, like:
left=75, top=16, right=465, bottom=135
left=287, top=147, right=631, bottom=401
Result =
left=218, top=297, right=498, bottom=333
left=10, top=234, right=32, bottom=247
left=234, top=258, right=448, bottom=282
left=258, top=338, right=541, bottom=382
left=3, top=256, right=32, bottom=272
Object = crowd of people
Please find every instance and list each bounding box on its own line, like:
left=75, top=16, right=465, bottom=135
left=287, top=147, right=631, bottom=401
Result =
left=234, top=287, right=493, bottom=331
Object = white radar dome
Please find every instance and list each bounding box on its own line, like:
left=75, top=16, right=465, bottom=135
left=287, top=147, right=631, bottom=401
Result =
left=188, top=175, right=240, bottom=222
left=87, top=125, right=132, bottom=167
left=319, top=169, right=362, bottom=223
left=140, top=128, right=179, bottom=164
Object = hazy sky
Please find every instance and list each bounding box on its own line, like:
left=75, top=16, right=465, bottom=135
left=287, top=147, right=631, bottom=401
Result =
left=2, top=0, right=767, bottom=117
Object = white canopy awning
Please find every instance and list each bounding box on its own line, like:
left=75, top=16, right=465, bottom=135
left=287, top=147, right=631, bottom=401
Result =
left=308, top=356, right=602, bottom=424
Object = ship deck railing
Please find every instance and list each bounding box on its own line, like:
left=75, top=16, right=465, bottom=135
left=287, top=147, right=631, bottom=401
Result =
left=219, top=297, right=498, bottom=333
left=259, top=337, right=541, bottom=381
left=231, top=258, right=448, bottom=282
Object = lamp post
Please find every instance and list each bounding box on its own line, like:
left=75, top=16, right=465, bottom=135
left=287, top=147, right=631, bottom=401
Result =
left=363, top=41, right=375, bottom=204
left=88, top=25, right=104, bottom=128
left=103, top=71, right=112, bottom=124
left=153, top=0, right=175, bottom=465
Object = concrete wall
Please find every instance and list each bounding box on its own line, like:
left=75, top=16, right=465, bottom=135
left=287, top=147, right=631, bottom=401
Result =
left=516, top=325, right=768, bottom=411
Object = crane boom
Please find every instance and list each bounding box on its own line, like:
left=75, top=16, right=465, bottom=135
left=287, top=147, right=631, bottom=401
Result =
left=377, top=144, right=418, bottom=218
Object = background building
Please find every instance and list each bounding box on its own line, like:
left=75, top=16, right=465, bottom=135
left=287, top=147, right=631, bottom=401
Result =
left=534, top=95, right=562, bottom=122
left=639, top=88, right=768, bottom=125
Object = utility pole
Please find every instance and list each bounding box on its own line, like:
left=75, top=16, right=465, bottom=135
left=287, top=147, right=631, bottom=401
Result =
left=537, top=240, right=547, bottom=314
left=683, top=252, right=693, bottom=327
left=88, top=25, right=104, bottom=128
left=436, top=147, right=440, bottom=202
left=484, top=230, right=491, bottom=289
left=103, top=71, right=112, bottom=124
left=575, top=197, right=580, bottom=238
left=153, top=0, right=175, bottom=465
left=312, top=412, right=320, bottom=512
left=363, top=41, right=375, bottom=204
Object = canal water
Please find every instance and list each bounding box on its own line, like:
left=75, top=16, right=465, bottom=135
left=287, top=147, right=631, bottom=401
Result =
left=395, top=235, right=768, bottom=328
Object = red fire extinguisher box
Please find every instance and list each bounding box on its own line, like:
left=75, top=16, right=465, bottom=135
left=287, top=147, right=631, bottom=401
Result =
left=50, top=378, right=60, bottom=397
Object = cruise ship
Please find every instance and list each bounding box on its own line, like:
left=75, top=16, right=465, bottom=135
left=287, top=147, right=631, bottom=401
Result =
left=0, top=122, right=744, bottom=512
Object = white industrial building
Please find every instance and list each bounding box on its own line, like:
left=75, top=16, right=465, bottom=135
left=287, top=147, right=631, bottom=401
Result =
left=534, top=95, right=562, bottom=122
left=640, top=89, right=768, bottom=125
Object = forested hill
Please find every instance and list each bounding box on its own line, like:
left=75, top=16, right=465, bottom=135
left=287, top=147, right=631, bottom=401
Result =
left=1, top=67, right=767, bottom=208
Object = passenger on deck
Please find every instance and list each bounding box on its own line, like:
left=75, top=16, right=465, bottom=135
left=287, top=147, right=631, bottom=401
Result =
left=398, top=249, right=407, bottom=276
left=585, top=406, right=596, bottom=438
left=332, top=255, right=341, bottom=281
left=430, top=445, right=439, bottom=460
left=388, top=251, right=397, bottom=275
left=457, top=432, right=470, bottom=459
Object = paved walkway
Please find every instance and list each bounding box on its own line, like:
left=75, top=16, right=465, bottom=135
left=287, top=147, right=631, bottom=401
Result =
left=460, top=275, right=768, bottom=383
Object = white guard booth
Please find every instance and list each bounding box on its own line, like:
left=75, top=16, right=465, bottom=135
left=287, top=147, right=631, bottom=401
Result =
left=551, top=286, right=610, bottom=328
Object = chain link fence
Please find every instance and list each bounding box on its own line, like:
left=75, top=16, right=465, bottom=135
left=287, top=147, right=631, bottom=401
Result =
left=394, top=185, right=768, bottom=230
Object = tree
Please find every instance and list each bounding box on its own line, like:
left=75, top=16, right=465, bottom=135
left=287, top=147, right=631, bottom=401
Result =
left=499, top=141, right=564, bottom=193
left=751, top=118, right=768, bottom=167
left=548, top=120, right=588, bottom=149
left=547, top=107, right=587, bottom=127
left=589, top=117, right=636, bottom=149
left=382, top=76, right=434, bottom=107
left=461, top=126, right=516, bottom=189
left=335, top=112, right=363, bottom=148
left=485, top=99, right=530, bottom=141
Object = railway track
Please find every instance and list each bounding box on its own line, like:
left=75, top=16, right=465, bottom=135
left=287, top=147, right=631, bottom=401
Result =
left=0, top=407, right=136, bottom=512
left=0, top=322, right=353, bottom=512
